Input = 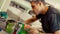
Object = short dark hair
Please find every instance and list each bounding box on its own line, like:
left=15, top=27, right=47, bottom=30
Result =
left=26, top=0, right=45, bottom=4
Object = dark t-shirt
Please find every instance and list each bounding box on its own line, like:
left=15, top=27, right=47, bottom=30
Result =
left=36, top=6, right=60, bottom=33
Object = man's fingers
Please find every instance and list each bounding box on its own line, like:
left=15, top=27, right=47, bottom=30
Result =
left=24, top=24, right=31, bottom=29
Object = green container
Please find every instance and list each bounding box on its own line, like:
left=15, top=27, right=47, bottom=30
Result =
left=6, top=20, right=16, bottom=34
left=0, top=11, right=8, bottom=19
left=6, top=23, right=14, bottom=34
left=17, top=23, right=28, bottom=34
left=18, top=29, right=28, bottom=34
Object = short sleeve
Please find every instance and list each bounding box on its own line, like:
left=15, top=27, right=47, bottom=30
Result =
left=36, top=14, right=44, bottom=19
left=50, top=13, right=60, bottom=32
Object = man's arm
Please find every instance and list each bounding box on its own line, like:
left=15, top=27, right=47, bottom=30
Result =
left=24, top=16, right=38, bottom=24
left=54, top=30, right=60, bottom=34
left=24, top=13, right=44, bottom=24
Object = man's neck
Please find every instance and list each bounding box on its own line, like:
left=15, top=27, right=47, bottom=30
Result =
left=45, top=6, right=49, bottom=13
left=41, top=6, right=49, bottom=14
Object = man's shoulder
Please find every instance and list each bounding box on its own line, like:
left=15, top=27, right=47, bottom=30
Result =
left=47, top=6, right=59, bottom=14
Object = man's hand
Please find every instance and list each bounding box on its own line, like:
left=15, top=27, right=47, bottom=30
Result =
left=28, top=28, right=39, bottom=34
left=24, top=24, right=39, bottom=34
left=24, top=24, right=31, bottom=29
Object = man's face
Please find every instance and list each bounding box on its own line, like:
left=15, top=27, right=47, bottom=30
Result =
left=31, top=2, right=46, bottom=15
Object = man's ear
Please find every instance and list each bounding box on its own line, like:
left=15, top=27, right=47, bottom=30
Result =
left=39, top=1, right=44, bottom=6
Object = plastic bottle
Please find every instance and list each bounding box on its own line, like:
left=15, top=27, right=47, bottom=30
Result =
left=17, top=23, right=28, bottom=34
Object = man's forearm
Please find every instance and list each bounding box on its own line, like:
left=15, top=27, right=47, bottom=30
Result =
left=24, top=17, right=37, bottom=24
left=54, top=30, right=60, bottom=34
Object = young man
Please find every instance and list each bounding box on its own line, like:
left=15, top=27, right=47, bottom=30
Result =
left=24, top=0, right=60, bottom=34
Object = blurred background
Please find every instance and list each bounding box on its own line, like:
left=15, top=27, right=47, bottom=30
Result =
left=0, top=0, right=60, bottom=34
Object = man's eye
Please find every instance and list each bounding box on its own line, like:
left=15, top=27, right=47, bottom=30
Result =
left=32, top=6, right=35, bottom=8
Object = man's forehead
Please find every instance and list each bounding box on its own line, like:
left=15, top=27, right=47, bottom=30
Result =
left=31, top=2, right=38, bottom=6
left=28, top=0, right=37, bottom=1
left=26, top=0, right=44, bottom=2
